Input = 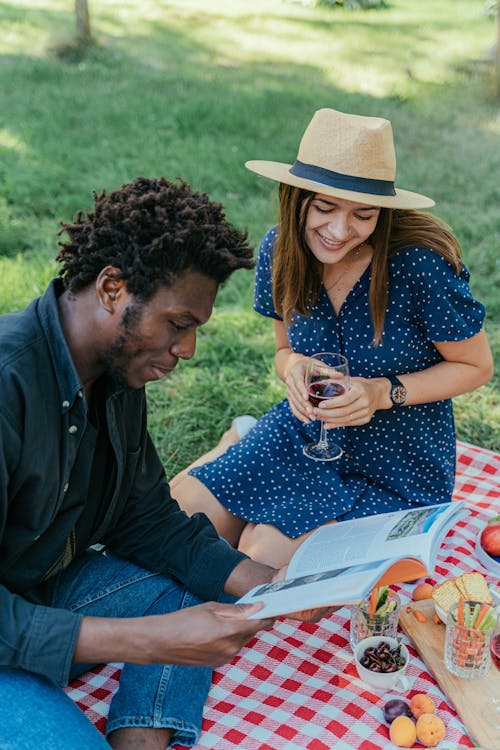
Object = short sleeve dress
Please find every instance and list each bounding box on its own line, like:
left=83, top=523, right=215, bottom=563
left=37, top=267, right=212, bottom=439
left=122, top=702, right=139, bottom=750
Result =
left=189, top=226, right=486, bottom=538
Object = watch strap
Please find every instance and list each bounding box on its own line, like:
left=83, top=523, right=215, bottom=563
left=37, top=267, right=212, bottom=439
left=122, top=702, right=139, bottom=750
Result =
left=388, top=374, right=407, bottom=406
left=387, top=374, right=404, bottom=389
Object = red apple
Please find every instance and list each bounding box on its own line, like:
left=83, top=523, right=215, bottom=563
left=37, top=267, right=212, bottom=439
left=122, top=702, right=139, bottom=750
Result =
left=480, top=521, right=500, bottom=558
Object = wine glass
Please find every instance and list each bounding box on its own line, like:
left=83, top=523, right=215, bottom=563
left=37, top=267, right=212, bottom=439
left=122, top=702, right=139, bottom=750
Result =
left=303, top=352, right=349, bottom=462
left=482, top=612, right=500, bottom=728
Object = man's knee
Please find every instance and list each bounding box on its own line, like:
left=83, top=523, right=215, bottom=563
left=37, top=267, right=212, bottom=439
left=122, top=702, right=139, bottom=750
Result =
left=0, top=668, right=109, bottom=748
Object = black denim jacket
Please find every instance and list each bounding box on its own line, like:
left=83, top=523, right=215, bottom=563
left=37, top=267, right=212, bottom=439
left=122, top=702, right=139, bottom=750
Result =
left=0, top=279, right=246, bottom=684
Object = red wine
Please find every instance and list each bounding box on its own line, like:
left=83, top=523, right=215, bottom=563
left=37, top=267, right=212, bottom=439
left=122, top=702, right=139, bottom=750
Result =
left=491, top=634, right=500, bottom=670
left=308, top=380, right=346, bottom=407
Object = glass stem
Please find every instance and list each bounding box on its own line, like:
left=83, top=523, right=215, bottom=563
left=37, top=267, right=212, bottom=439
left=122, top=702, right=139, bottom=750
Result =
left=317, top=419, right=328, bottom=448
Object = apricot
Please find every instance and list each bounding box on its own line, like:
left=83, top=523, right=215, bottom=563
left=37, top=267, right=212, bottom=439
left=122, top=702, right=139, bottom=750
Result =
left=389, top=715, right=417, bottom=748
left=416, top=713, right=446, bottom=746
left=410, top=692, right=435, bottom=719
left=412, top=582, right=434, bottom=601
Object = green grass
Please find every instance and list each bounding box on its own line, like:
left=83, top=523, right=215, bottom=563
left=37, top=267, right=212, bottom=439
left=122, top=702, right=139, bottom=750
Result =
left=1, top=0, right=499, bottom=473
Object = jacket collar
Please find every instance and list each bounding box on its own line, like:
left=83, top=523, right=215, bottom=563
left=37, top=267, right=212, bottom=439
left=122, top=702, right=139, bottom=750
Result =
left=36, top=279, right=84, bottom=414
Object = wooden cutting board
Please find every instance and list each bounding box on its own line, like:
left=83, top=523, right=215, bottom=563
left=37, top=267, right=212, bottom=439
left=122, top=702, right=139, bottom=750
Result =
left=399, top=599, right=500, bottom=749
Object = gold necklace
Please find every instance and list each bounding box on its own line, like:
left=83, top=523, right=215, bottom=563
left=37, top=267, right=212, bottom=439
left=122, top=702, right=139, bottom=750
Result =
left=323, top=242, right=368, bottom=293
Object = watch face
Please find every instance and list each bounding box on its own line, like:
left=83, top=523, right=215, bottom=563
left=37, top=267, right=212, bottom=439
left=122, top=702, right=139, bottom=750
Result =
left=391, top=385, right=406, bottom=405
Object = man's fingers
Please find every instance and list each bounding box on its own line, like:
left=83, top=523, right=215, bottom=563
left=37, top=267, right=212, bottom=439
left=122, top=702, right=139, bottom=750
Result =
left=217, top=602, right=275, bottom=629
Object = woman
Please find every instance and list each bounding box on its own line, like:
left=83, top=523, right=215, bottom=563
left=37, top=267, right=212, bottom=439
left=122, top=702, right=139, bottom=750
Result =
left=172, top=108, right=493, bottom=568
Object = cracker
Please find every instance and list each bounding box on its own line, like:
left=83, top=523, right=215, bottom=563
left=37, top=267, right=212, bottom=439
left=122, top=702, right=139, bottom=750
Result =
left=431, top=579, right=461, bottom=612
left=455, top=572, right=492, bottom=604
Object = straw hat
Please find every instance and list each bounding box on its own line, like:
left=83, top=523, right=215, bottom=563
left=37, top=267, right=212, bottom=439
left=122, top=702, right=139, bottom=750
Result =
left=245, top=108, right=435, bottom=209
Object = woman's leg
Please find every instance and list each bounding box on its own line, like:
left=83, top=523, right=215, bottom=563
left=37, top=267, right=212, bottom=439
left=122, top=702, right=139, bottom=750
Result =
left=170, top=422, right=240, bottom=489
left=237, top=523, right=313, bottom=568
left=170, top=423, right=247, bottom=546
left=239, top=520, right=337, bottom=568
left=173, top=475, right=246, bottom=546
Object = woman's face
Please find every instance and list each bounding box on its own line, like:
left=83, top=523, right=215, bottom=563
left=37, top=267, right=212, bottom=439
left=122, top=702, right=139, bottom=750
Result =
left=304, top=193, right=380, bottom=265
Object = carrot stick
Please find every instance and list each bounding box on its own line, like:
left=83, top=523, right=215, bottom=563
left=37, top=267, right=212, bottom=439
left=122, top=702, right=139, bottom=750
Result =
left=369, top=586, right=379, bottom=615
left=413, top=609, right=427, bottom=623
left=457, top=597, right=465, bottom=626
left=473, top=603, right=490, bottom=630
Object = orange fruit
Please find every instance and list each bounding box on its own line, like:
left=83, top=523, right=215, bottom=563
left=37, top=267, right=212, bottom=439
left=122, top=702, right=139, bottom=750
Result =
left=416, top=713, right=446, bottom=746
left=389, top=715, right=417, bottom=748
left=410, top=693, right=435, bottom=719
left=412, top=582, right=434, bottom=601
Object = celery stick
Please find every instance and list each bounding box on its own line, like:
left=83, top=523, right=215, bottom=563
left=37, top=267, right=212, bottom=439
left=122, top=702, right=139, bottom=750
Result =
left=376, top=586, right=389, bottom=612
left=470, top=603, right=481, bottom=628
left=478, top=607, right=497, bottom=632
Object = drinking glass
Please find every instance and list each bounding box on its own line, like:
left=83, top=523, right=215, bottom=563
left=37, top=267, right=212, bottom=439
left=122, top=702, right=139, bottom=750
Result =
left=482, top=615, right=500, bottom=728
left=349, top=591, right=401, bottom=651
left=444, top=602, right=496, bottom=679
left=303, top=352, right=349, bottom=462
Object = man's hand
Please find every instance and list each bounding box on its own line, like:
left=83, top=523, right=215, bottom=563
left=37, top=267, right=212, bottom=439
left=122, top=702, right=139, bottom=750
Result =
left=147, top=601, right=275, bottom=667
left=74, top=601, right=274, bottom=669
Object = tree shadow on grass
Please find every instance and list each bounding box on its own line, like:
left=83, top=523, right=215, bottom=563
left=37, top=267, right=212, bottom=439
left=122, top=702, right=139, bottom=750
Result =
left=0, top=1, right=498, bottom=450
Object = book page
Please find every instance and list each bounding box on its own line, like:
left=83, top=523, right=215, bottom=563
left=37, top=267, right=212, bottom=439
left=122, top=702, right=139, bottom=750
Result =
left=239, top=558, right=395, bottom=619
left=287, top=503, right=461, bottom=580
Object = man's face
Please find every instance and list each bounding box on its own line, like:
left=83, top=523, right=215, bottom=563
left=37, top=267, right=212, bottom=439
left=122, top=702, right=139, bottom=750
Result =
left=100, top=270, right=218, bottom=390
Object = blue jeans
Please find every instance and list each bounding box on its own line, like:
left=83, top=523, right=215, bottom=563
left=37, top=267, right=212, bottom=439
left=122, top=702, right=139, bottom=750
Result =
left=0, top=548, right=212, bottom=749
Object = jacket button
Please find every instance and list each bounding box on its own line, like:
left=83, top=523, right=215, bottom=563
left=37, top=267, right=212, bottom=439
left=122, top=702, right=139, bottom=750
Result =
left=68, top=425, right=78, bottom=434
left=62, top=400, right=70, bottom=408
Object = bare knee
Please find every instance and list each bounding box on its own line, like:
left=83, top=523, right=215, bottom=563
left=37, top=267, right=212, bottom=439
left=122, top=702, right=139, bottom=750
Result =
left=172, top=476, right=246, bottom=547
left=238, top=524, right=299, bottom=568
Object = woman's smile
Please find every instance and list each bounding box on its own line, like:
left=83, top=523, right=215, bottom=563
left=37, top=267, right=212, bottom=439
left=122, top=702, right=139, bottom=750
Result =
left=305, top=194, right=380, bottom=265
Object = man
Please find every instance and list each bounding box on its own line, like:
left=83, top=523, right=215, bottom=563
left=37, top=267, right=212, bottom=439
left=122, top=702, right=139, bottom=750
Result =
left=0, top=177, right=323, bottom=750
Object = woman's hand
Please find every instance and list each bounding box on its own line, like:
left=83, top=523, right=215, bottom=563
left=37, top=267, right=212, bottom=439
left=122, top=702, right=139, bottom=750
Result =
left=314, top=376, right=389, bottom=427
left=284, top=358, right=314, bottom=423
left=273, top=321, right=314, bottom=424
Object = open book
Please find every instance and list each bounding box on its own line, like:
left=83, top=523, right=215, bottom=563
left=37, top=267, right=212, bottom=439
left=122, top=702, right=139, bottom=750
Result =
left=237, top=501, right=467, bottom=618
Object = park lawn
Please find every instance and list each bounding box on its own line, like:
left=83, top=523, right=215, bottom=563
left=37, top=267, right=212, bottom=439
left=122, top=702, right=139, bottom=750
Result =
left=0, top=0, right=498, bottom=472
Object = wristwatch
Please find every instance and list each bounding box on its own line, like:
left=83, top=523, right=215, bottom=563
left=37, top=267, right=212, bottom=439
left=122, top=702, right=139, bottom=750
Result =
left=387, top=374, right=407, bottom=406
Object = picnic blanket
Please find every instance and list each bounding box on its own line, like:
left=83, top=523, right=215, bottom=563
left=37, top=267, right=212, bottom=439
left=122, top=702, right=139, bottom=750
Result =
left=64, top=440, right=500, bottom=749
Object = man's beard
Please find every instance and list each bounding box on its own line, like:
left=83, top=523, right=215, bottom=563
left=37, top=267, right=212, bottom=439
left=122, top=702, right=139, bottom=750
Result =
left=99, top=302, right=145, bottom=390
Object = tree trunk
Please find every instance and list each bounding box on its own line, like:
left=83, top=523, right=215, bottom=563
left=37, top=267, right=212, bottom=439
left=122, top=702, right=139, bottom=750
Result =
left=75, top=0, right=91, bottom=45
left=496, top=1, right=500, bottom=73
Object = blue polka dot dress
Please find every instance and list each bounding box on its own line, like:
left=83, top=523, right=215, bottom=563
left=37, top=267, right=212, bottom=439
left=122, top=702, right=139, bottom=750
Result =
left=189, top=226, right=486, bottom=538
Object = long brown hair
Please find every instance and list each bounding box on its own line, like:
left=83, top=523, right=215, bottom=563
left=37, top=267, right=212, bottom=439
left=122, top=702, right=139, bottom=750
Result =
left=272, top=184, right=462, bottom=345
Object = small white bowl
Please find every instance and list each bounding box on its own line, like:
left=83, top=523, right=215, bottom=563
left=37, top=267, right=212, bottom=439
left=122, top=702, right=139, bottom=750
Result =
left=475, top=530, right=500, bottom=577
left=354, top=636, right=409, bottom=693
left=433, top=602, right=447, bottom=623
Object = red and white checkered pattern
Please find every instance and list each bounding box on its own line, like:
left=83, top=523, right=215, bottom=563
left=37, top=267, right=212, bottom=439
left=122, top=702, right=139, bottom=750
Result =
left=64, top=441, right=499, bottom=748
